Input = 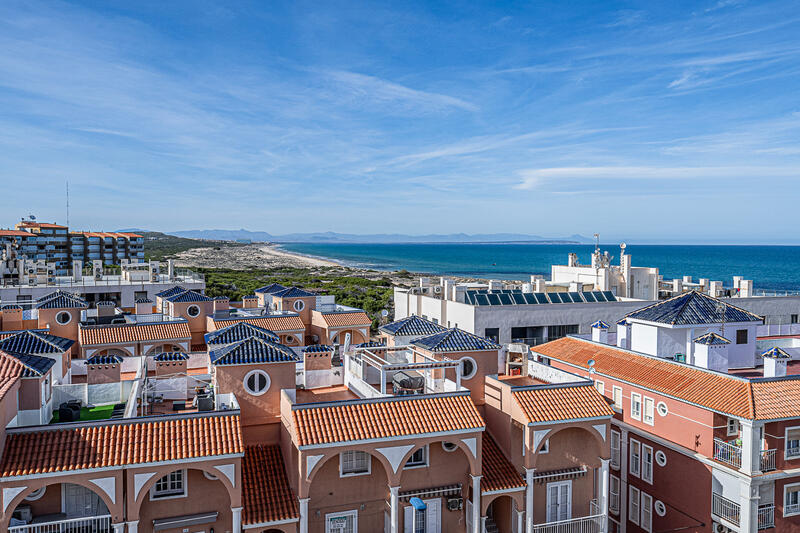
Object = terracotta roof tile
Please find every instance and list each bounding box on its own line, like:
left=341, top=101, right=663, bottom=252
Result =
left=482, top=434, right=525, bottom=493
left=534, top=337, right=755, bottom=419
left=512, top=383, right=614, bottom=424
left=79, top=321, right=191, bottom=346
left=214, top=316, right=305, bottom=332
left=242, top=445, right=299, bottom=526
left=0, top=414, right=243, bottom=477
left=292, top=393, right=484, bottom=447
left=321, top=312, right=372, bottom=327
left=751, top=380, right=800, bottom=420
left=0, top=352, right=24, bottom=402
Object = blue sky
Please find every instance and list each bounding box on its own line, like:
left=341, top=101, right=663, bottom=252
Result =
left=1, top=0, right=799, bottom=242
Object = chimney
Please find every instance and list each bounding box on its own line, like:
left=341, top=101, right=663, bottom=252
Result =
left=135, top=299, right=153, bottom=315
left=488, top=280, right=503, bottom=291
left=72, top=260, right=82, bottom=282
left=739, top=280, right=753, bottom=298
left=762, top=347, right=790, bottom=378
left=591, top=320, right=610, bottom=343
left=96, top=301, right=116, bottom=318
left=213, top=297, right=230, bottom=313
left=521, top=283, right=533, bottom=294
left=569, top=281, right=584, bottom=292
left=672, top=279, right=683, bottom=294
left=568, top=253, right=578, bottom=267
left=699, top=278, right=709, bottom=292
left=693, top=332, right=730, bottom=372
left=242, top=296, right=258, bottom=309
left=1, top=306, right=23, bottom=331
left=534, top=278, right=546, bottom=292
left=168, top=259, right=175, bottom=280
left=616, top=319, right=631, bottom=350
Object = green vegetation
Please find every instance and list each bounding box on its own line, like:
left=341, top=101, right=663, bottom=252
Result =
left=142, top=232, right=244, bottom=261
left=50, top=404, right=116, bottom=424
left=201, top=267, right=395, bottom=331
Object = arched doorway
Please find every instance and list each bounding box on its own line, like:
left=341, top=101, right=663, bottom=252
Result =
left=5, top=482, right=115, bottom=530
left=486, top=495, right=515, bottom=533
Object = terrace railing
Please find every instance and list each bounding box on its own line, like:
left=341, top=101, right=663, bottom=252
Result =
left=9, top=515, right=112, bottom=533
left=758, top=504, right=775, bottom=529
left=714, top=438, right=742, bottom=468
left=712, top=492, right=740, bottom=526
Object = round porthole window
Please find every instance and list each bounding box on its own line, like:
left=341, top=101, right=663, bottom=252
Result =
left=55, top=311, right=71, bottom=325
left=442, top=442, right=458, bottom=452
left=655, top=450, right=667, bottom=467
left=654, top=500, right=667, bottom=516
left=25, top=487, right=46, bottom=501
left=657, top=401, right=668, bottom=417
left=186, top=304, right=201, bottom=318
left=460, top=356, right=478, bottom=380
left=244, top=369, right=270, bottom=396
left=203, top=471, right=218, bottom=481
left=285, top=335, right=294, bottom=344
left=293, top=299, right=305, bottom=312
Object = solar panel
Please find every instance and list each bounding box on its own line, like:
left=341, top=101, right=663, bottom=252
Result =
left=511, top=293, right=527, bottom=304
left=548, top=293, right=564, bottom=303
left=523, top=293, right=538, bottom=304
left=534, top=293, right=549, bottom=304
left=593, top=291, right=607, bottom=302
left=582, top=292, right=597, bottom=302
left=475, top=294, right=491, bottom=306
left=567, top=292, right=583, bottom=303
left=487, top=293, right=502, bottom=305
left=498, top=293, right=513, bottom=305
left=603, top=291, right=617, bottom=302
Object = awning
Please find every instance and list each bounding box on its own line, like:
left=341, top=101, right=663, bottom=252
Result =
left=399, top=484, right=462, bottom=501
left=533, top=466, right=587, bottom=484
left=153, top=512, right=218, bottom=531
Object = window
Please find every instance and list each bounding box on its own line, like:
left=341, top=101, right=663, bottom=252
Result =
left=460, top=356, right=478, bottom=380
left=340, top=451, right=370, bottom=476
left=244, top=369, right=270, bottom=395
left=442, top=442, right=458, bottom=453
left=55, top=311, right=72, bottom=325
left=642, top=445, right=654, bottom=484
left=186, top=304, right=201, bottom=318
left=792, top=314, right=798, bottom=324
left=431, top=317, right=438, bottom=324
left=629, top=486, right=640, bottom=525
left=546, top=481, right=572, bottom=522
left=643, top=397, right=655, bottom=426
left=293, top=299, right=305, bottom=312
left=641, top=492, right=653, bottom=532
left=484, top=328, right=500, bottom=343
left=403, top=499, right=440, bottom=533
left=656, top=401, right=668, bottom=417
left=736, top=329, right=748, bottom=344
left=785, top=484, right=800, bottom=517
left=630, top=439, right=641, bottom=477
left=655, top=450, right=667, bottom=467
left=405, top=446, right=428, bottom=468
left=610, top=430, right=621, bottom=469
left=786, top=427, right=800, bottom=458
left=151, top=470, right=186, bottom=499
left=25, top=487, right=46, bottom=501
left=727, top=418, right=740, bottom=437
left=654, top=500, right=667, bottom=517
left=612, top=386, right=623, bottom=409
left=326, top=510, right=357, bottom=533
left=631, top=393, right=642, bottom=421
left=609, top=475, right=620, bottom=514
left=539, top=439, right=549, bottom=454
left=594, top=381, right=605, bottom=395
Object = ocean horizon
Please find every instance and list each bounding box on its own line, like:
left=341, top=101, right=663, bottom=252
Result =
left=280, top=242, right=800, bottom=291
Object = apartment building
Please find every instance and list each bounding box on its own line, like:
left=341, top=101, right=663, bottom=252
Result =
left=69, top=231, right=145, bottom=265
left=0, top=283, right=615, bottom=533
left=14, top=221, right=71, bottom=275
left=531, top=290, right=800, bottom=532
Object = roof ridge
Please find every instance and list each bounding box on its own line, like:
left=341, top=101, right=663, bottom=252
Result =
left=292, top=390, right=472, bottom=410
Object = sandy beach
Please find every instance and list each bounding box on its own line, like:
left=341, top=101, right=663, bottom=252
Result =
left=172, top=243, right=343, bottom=270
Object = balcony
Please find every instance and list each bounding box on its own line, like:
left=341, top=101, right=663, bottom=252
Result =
left=531, top=501, right=604, bottom=533
left=712, top=438, right=777, bottom=472
left=712, top=492, right=740, bottom=526
left=9, top=514, right=112, bottom=533
left=758, top=504, right=775, bottom=529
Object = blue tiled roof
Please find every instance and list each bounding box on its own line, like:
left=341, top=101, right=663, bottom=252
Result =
left=155, top=286, right=186, bottom=298
left=165, top=290, right=212, bottom=303
left=302, top=344, right=334, bottom=353
left=591, top=320, right=610, bottom=330
left=205, top=322, right=280, bottom=345
left=412, top=328, right=501, bottom=353
left=380, top=315, right=447, bottom=337
left=7, top=352, right=56, bottom=377
left=762, top=347, right=791, bottom=359
left=616, top=318, right=628, bottom=325
left=625, top=291, right=763, bottom=326
left=86, top=354, right=123, bottom=365
left=209, top=337, right=298, bottom=366
left=254, top=283, right=287, bottom=294
left=36, top=290, right=87, bottom=309
left=135, top=297, right=153, bottom=304
left=272, top=287, right=315, bottom=298
left=355, top=340, right=386, bottom=348
left=1, top=304, right=22, bottom=310
left=693, top=332, right=731, bottom=345
left=0, top=330, right=74, bottom=355
left=153, top=352, right=189, bottom=361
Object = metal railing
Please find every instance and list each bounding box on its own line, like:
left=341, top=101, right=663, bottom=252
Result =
left=787, top=444, right=800, bottom=459
left=758, top=504, right=775, bottom=529
left=786, top=502, right=800, bottom=516
left=761, top=449, right=777, bottom=472
left=712, top=493, right=740, bottom=526
left=714, top=438, right=742, bottom=468
left=531, top=501, right=604, bottom=533
left=10, top=515, right=112, bottom=533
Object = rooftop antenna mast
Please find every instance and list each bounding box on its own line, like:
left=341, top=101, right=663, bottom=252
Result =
left=66, top=180, right=70, bottom=227
left=716, top=301, right=726, bottom=338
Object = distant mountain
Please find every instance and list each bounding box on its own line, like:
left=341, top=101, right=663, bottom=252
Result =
left=116, top=227, right=150, bottom=233
left=169, top=228, right=594, bottom=244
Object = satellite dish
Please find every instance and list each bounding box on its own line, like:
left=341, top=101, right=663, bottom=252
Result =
left=620, top=242, right=627, bottom=250
left=381, top=309, right=388, bottom=318
left=587, top=359, right=596, bottom=367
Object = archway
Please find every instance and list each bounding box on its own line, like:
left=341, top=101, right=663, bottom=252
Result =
left=330, top=329, right=367, bottom=346
left=3, top=480, right=120, bottom=530
left=485, top=495, right=516, bottom=533
left=144, top=343, right=183, bottom=356
left=132, top=465, right=238, bottom=528
left=94, top=346, right=135, bottom=358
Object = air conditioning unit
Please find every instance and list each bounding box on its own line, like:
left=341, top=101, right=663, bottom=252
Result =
left=433, top=286, right=443, bottom=294
left=446, top=497, right=463, bottom=511
left=714, top=522, right=732, bottom=533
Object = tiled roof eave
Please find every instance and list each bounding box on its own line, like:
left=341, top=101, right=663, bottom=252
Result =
left=296, top=426, right=484, bottom=450
left=628, top=317, right=761, bottom=328
left=80, top=336, right=192, bottom=347
left=526, top=414, right=612, bottom=426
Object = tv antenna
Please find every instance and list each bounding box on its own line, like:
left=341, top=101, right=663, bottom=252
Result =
left=66, top=180, right=70, bottom=227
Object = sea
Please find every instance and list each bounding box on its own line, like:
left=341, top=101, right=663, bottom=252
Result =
left=279, top=243, right=800, bottom=291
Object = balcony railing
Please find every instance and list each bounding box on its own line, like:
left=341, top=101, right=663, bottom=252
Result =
left=714, top=438, right=742, bottom=468
left=531, top=501, right=604, bottom=533
left=761, top=449, right=777, bottom=472
left=758, top=504, right=775, bottom=529
left=712, top=492, right=740, bottom=526
left=10, top=514, right=112, bottom=533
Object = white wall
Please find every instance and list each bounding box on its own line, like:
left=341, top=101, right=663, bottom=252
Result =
left=629, top=323, right=659, bottom=356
